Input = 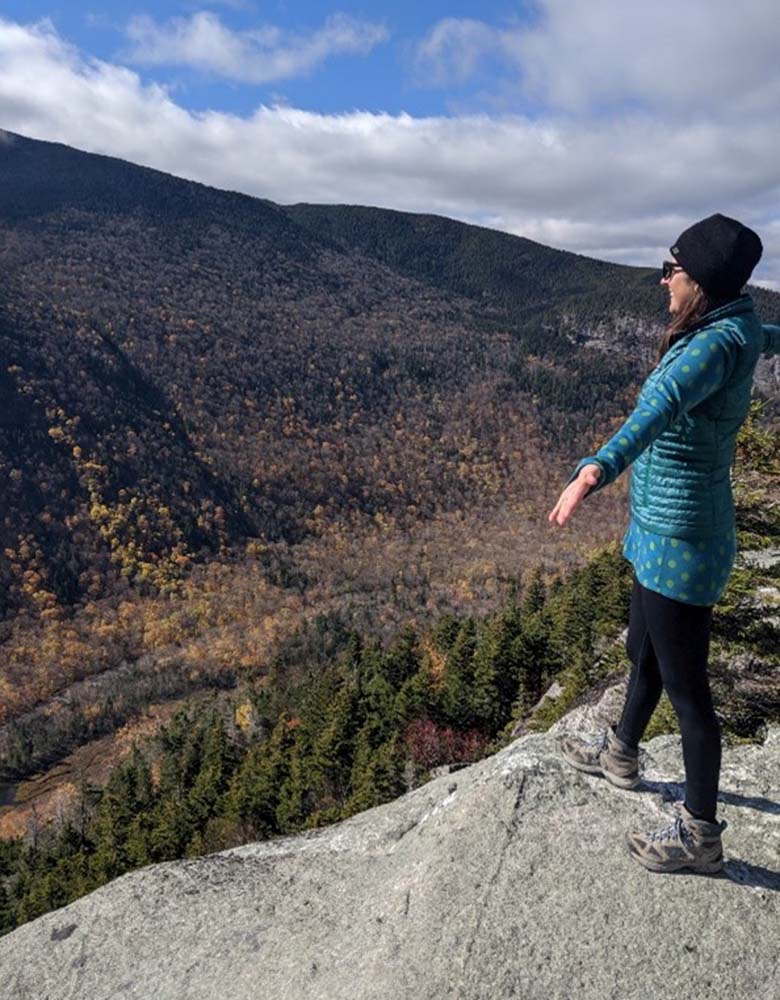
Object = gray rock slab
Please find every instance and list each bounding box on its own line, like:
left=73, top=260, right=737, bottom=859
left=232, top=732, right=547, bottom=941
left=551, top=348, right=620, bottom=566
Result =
left=739, top=547, right=780, bottom=570
left=1, top=723, right=779, bottom=1000
left=546, top=676, right=632, bottom=740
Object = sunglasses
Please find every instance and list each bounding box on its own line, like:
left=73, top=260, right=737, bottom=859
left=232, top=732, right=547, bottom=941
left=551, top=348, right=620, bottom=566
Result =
left=662, top=260, right=685, bottom=280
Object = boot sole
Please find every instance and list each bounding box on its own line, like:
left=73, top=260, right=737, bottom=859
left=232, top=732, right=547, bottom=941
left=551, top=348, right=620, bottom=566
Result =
left=627, top=842, right=725, bottom=874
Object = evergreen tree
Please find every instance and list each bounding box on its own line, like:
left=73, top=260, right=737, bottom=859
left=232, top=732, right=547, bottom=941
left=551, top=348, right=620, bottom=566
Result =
left=275, top=739, right=311, bottom=832
left=0, top=878, right=14, bottom=935
left=438, top=617, right=478, bottom=729
left=428, top=613, right=461, bottom=656
left=470, top=609, right=521, bottom=732
left=224, top=713, right=295, bottom=839
left=394, top=668, right=436, bottom=728
left=511, top=611, right=555, bottom=716
left=371, top=732, right=407, bottom=802
left=344, top=724, right=378, bottom=814
left=186, top=711, right=238, bottom=830
left=309, top=683, right=360, bottom=809
left=87, top=762, right=138, bottom=882
left=522, top=565, right=547, bottom=617
left=380, top=623, right=421, bottom=689
left=125, top=812, right=154, bottom=869
left=345, top=723, right=405, bottom=813
left=147, top=793, right=193, bottom=862
left=128, top=743, right=155, bottom=812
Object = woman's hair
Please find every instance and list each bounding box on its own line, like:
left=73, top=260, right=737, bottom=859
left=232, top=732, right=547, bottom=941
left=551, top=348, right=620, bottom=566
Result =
left=655, top=280, right=730, bottom=362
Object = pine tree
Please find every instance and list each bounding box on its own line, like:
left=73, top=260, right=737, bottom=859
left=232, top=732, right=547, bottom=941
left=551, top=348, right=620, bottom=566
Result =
left=275, top=740, right=311, bottom=833
left=309, top=684, right=359, bottom=810
left=380, top=623, right=421, bottom=689
left=470, top=610, right=520, bottom=732
left=522, top=565, right=547, bottom=617
left=344, top=725, right=378, bottom=814
left=429, top=613, right=461, bottom=656
left=223, top=713, right=295, bottom=839
left=147, top=793, right=193, bottom=862
left=511, top=611, right=555, bottom=716
left=439, top=618, right=478, bottom=729
left=394, top=669, right=436, bottom=728
left=345, top=723, right=405, bottom=813
left=0, top=878, right=14, bottom=935
left=186, top=712, right=237, bottom=830
left=86, top=762, right=138, bottom=882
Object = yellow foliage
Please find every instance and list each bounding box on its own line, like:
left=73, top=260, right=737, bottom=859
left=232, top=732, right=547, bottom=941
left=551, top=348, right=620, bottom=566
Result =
left=421, top=638, right=446, bottom=684
left=234, top=701, right=254, bottom=734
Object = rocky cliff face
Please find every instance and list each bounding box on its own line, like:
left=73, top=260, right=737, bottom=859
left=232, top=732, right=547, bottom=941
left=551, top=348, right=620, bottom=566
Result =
left=1, top=685, right=778, bottom=1000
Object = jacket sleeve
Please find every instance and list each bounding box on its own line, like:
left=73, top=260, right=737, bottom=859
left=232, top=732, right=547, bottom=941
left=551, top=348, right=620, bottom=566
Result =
left=762, top=324, right=780, bottom=357
left=565, top=327, right=740, bottom=498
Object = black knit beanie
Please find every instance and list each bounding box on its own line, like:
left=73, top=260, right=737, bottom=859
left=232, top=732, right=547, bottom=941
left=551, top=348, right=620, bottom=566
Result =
left=670, top=213, right=762, bottom=299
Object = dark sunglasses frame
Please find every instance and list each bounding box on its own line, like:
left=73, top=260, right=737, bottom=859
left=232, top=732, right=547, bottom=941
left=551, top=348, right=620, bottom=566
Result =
left=662, top=260, right=684, bottom=280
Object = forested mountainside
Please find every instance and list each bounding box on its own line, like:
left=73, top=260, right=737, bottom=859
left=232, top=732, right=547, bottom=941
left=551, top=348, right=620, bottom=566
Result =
left=2, top=130, right=778, bottom=627
left=1, top=407, right=779, bottom=935
left=284, top=203, right=780, bottom=384
left=1, top=131, right=778, bottom=872
left=284, top=202, right=665, bottom=325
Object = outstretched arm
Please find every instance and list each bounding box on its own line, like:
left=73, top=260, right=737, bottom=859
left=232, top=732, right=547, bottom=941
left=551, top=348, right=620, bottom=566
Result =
left=549, top=326, right=740, bottom=525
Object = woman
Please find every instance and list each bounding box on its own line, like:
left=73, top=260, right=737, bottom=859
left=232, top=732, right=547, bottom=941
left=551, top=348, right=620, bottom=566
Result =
left=547, top=213, right=780, bottom=875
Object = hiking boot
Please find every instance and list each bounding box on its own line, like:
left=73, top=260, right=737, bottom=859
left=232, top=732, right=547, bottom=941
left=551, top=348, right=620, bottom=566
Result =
left=559, top=724, right=641, bottom=790
left=625, top=801, right=728, bottom=874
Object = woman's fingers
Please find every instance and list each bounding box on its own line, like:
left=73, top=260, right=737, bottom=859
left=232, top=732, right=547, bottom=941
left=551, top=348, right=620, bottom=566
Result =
left=548, top=469, right=599, bottom=527
left=563, top=491, right=576, bottom=524
left=548, top=491, right=567, bottom=524
left=548, top=484, right=578, bottom=526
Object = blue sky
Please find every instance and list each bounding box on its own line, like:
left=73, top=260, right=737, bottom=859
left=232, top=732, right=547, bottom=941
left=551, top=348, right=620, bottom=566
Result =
left=2, top=1, right=542, bottom=117
left=1, top=2, right=779, bottom=285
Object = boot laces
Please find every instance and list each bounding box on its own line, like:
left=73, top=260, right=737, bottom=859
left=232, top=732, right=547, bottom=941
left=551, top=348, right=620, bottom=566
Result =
left=648, top=815, right=695, bottom=850
left=585, top=730, right=609, bottom=755
left=583, top=728, right=644, bottom=765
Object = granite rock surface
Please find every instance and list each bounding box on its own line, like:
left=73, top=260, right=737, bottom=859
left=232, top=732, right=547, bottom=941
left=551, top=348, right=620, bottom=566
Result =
left=1, top=699, right=778, bottom=1000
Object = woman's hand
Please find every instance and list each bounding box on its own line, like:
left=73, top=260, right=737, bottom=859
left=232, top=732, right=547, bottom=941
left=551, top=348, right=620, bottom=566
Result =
left=548, top=464, right=602, bottom=527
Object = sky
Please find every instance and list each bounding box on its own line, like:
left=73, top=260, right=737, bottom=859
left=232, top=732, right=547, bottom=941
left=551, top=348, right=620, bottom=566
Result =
left=1, top=1, right=779, bottom=287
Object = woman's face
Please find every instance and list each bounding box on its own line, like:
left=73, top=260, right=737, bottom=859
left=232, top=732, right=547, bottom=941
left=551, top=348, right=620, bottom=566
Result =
left=661, top=263, right=698, bottom=315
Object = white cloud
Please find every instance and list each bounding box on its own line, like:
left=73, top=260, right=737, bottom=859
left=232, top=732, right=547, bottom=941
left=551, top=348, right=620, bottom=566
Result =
left=521, top=0, right=780, bottom=118
left=0, top=16, right=778, bottom=287
left=123, top=10, right=388, bottom=84
left=416, top=1, right=780, bottom=118
left=412, top=18, right=501, bottom=87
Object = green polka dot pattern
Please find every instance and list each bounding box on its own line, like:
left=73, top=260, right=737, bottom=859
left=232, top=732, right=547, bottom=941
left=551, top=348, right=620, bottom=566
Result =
left=565, top=322, right=740, bottom=496
left=622, top=518, right=736, bottom=606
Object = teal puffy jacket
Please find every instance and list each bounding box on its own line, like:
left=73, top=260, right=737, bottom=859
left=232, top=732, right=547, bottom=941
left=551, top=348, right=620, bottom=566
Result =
left=567, top=295, right=780, bottom=540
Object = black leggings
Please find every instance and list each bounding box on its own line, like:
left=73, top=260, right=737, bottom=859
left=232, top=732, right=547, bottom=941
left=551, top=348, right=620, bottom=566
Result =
left=616, top=574, right=721, bottom=822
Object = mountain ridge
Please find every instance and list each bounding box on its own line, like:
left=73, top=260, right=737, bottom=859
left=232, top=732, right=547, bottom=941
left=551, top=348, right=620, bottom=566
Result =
left=2, top=127, right=714, bottom=628
left=1, top=129, right=778, bottom=887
